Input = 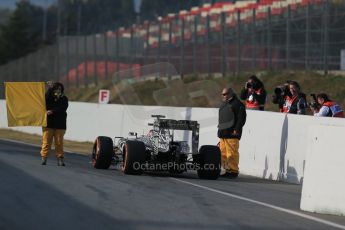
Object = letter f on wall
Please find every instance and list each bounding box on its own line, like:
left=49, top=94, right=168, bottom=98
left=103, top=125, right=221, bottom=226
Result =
left=99, top=89, right=110, bottom=104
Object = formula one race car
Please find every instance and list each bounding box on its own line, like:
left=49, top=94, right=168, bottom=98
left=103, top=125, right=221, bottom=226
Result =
left=92, top=115, right=221, bottom=179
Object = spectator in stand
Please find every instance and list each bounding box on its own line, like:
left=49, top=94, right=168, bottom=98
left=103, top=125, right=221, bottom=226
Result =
left=240, top=75, right=267, bottom=111
left=312, top=93, right=344, bottom=118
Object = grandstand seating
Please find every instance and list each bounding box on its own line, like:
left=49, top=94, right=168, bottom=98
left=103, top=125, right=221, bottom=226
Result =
left=63, top=61, right=142, bottom=83
left=114, top=0, right=324, bottom=49
left=66, top=0, right=326, bottom=82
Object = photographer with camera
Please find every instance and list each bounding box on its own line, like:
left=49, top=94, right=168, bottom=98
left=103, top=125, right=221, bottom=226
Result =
left=240, top=75, right=267, bottom=111
left=272, top=81, right=291, bottom=112
left=311, top=93, right=344, bottom=118
left=273, top=81, right=306, bottom=115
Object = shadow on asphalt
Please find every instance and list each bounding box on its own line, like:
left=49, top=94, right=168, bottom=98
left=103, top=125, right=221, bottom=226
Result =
left=0, top=159, right=237, bottom=230
left=0, top=159, right=117, bottom=229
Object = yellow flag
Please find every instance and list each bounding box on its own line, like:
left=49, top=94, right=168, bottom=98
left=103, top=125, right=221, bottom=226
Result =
left=5, top=82, right=47, bottom=127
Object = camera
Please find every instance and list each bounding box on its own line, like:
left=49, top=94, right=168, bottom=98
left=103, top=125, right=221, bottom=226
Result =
left=246, top=82, right=253, bottom=89
left=272, top=81, right=292, bottom=106
left=308, top=93, right=320, bottom=110
left=274, top=85, right=289, bottom=97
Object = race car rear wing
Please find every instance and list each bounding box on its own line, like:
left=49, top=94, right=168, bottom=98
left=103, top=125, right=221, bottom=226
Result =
left=149, top=115, right=200, bottom=155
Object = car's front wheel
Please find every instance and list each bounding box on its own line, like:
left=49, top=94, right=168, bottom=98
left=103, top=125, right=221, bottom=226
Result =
left=122, top=140, right=146, bottom=175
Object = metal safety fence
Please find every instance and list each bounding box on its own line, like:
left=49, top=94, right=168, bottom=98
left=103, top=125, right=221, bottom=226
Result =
left=1, top=0, right=345, bottom=92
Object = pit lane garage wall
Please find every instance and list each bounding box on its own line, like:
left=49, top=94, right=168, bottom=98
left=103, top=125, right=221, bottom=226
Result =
left=1, top=100, right=345, bottom=186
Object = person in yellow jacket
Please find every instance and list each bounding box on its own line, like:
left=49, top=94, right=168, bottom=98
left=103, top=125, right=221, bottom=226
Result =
left=41, top=82, right=69, bottom=166
left=218, top=87, right=247, bottom=178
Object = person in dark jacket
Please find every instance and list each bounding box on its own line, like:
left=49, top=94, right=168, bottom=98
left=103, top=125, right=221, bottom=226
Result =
left=218, top=87, right=247, bottom=178
left=282, top=81, right=306, bottom=115
left=240, top=75, right=267, bottom=110
left=40, top=82, right=68, bottom=166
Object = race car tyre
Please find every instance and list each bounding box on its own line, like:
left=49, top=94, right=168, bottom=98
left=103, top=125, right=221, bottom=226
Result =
left=197, top=145, right=221, bottom=180
left=122, top=140, right=146, bottom=175
left=92, top=136, right=113, bottom=169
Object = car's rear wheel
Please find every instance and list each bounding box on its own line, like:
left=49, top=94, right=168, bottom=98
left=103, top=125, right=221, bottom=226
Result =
left=197, top=145, right=221, bottom=180
left=122, top=140, right=146, bottom=175
left=92, top=136, right=113, bottom=169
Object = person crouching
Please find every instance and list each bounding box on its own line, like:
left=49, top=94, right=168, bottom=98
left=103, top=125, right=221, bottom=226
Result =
left=312, top=93, right=344, bottom=118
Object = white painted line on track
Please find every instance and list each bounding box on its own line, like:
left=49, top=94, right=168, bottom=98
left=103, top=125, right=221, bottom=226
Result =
left=171, top=178, right=345, bottom=230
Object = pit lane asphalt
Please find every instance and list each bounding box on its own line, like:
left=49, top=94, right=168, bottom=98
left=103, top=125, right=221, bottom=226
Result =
left=1, top=139, right=345, bottom=230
